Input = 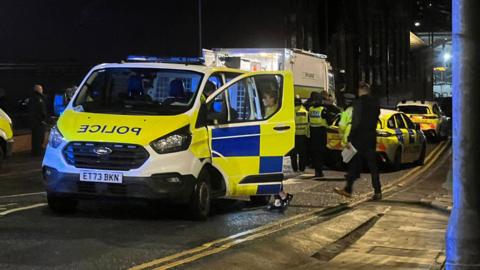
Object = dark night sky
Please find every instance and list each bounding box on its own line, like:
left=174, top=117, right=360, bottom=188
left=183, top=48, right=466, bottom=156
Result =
left=0, top=0, right=285, bottom=63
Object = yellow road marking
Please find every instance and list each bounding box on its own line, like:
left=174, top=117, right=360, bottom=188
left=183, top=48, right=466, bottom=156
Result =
left=152, top=216, right=319, bottom=270
left=128, top=210, right=323, bottom=270
left=130, top=141, right=450, bottom=270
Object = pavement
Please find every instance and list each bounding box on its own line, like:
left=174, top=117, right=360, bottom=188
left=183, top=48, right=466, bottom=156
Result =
left=180, top=146, right=452, bottom=270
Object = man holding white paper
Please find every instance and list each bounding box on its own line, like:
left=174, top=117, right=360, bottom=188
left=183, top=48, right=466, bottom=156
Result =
left=334, top=82, right=382, bottom=200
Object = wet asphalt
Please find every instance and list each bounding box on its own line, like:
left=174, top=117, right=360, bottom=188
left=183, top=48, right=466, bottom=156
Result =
left=0, top=143, right=440, bottom=269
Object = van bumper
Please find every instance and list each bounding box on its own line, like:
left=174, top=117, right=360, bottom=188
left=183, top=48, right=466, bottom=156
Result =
left=42, top=166, right=196, bottom=203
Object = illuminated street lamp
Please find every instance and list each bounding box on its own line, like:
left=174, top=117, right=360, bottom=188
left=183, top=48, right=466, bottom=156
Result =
left=443, top=52, right=451, bottom=62
left=414, top=21, right=421, bottom=27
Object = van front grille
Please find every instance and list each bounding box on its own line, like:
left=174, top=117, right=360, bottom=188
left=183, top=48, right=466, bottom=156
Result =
left=63, top=142, right=149, bottom=171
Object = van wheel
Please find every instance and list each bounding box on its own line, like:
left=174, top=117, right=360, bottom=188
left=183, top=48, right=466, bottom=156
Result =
left=415, top=143, right=426, bottom=166
left=189, top=170, right=211, bottom=220
left=391, top=147, right=402, bottom=171
left=47, top=194, right=78, bottom=215
left=250, top=195, right=271, bottom=205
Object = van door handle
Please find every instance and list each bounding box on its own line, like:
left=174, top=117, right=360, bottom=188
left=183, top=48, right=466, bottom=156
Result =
left=273, top=125, right=291, bottom=131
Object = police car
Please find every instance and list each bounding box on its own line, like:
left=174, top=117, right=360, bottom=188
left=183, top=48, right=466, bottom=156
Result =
left=396, top=100, right=448, bottom=141
left=42, top=56, right=295, bottom=219
left=327, top=109, right=426, bottom=170
left=0, top=108, right=14, bottom=168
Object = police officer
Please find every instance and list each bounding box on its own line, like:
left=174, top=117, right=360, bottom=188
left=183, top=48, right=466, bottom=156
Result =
left=29, top=84, right=48, bottom=156
left=338, top=93, right=360, bottom=179
left=308, top=91, right=329, bottom=177
left=338, top=93, right=355, bottom=147
left=289, top=97, right=308, bottom=172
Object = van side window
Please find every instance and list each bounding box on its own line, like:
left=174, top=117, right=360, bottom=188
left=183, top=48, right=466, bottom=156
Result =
left=208, top=74, right=282, bottom=123
left=226, top=77, right=262, bottom=122
left=257, top=75, right=282, bottom=119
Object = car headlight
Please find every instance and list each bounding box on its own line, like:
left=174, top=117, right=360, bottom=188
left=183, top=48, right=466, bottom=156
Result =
left=48, top=125, right=64, bottom=148
left=150, top=126, right=191, bottom=154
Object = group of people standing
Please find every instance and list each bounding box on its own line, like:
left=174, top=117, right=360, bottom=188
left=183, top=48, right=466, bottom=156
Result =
left=284, top=81, right=382, bottom=208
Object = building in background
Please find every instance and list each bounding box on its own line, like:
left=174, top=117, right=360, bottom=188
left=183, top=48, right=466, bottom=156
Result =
left=0, top=0, right=447, bottom=127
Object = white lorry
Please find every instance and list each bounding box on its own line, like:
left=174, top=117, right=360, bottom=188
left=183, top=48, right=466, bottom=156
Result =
left=204, top=48, right=335, bottom=99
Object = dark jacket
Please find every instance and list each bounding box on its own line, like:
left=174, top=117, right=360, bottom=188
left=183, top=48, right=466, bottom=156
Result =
left=28, top=91, right=48, bottom=125
left=348, top=94, right=380, bottom=151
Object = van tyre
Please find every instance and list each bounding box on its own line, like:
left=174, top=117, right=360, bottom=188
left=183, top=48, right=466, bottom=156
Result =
left=391, top=147, right=402, bottom=171
left=47, top=194, right=78, bottom=215
left=250, top=195, right=271, bottom=205
left=189, top=170, right=211, bottom=220
left=415, top=143, right=426, bottom=166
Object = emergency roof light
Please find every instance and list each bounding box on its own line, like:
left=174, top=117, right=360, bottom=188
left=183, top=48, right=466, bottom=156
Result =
left=126, top=55, right=205, bottom=65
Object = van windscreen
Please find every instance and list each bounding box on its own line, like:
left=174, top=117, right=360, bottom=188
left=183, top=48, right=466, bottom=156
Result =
left=73, top=68, right=203, bottom=115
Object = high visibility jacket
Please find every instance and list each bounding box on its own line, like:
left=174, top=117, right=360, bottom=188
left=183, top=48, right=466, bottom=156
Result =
left=339, top=106, right=353, bottom=146
left=295, top=105, right=308, bottom=136
left=309, top=106, right=328, bottom=128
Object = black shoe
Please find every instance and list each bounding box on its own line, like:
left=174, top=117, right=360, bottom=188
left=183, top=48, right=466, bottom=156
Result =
left=267, top=194, right=293, bottom=210
left=371, top=193, right=382, bottom=201
left=333, top=187, right=352, bottom=198
left=315, top=172, right=324, bottom=178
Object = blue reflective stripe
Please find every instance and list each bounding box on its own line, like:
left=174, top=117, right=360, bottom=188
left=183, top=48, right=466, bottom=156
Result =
left=212, top=135, right=260, bottom=156
left=212, top=125, right=260, bottom=138
left=257, top=184, right=282, bottom=195
left=260, top=156, right=283, bottom=173
left=395, top=129, right=404, bottom=143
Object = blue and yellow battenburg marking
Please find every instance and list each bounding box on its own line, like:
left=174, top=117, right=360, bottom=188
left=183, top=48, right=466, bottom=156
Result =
left=211, top=125, right=283, bottom=195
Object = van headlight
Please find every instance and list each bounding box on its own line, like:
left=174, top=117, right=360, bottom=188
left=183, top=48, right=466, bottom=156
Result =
left=49, top=125, right=64, bottom=148
left=150, top=126, right=191, bottom=154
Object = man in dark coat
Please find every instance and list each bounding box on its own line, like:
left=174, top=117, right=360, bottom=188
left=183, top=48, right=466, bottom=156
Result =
left=334, top=81, right=382, bottom=200
left=29, top=84, right=48, bottom=156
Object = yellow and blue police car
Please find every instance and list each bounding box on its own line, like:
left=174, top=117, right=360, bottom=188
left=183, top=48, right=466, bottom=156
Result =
left=327, top=109, right=426, bottom=170
left=0, top=108, right=14, bottom=168
left=396, top=100, right=448, bottom=141
left=42, top=56, right=295, bottom=219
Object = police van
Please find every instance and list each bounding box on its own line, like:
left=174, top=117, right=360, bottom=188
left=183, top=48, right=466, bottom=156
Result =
left=42, top=57, right=295, bottom=219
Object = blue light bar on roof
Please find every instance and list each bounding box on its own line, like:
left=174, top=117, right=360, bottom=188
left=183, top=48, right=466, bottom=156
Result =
left=126, top=55, right=205, bottom=65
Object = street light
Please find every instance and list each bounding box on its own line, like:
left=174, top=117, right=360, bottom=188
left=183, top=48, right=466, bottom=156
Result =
left=443, top=52, right=451, bottom=62
left=414, top=21, right=421, bottom=27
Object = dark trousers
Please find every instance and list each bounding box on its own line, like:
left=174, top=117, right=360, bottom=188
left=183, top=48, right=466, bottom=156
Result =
left=310, top=126, right=327, bottom=175
left=289, top=135, right=307, bottom=172
left=31, top=124, right=46, bottom=156
left=345, top=147, right=381, bottom=194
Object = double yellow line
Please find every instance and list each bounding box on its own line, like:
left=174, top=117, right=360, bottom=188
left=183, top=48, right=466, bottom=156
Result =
left=129, top=141, right=450, bottom=270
